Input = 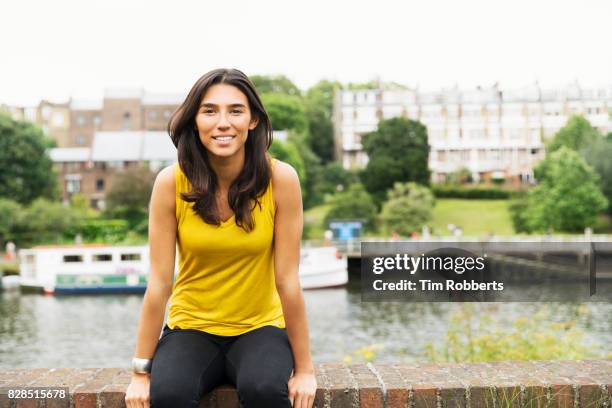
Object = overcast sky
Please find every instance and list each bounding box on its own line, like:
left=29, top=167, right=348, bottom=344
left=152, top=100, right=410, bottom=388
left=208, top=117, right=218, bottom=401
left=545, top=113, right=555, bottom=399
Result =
left=2, top=0, right=611, bottom=106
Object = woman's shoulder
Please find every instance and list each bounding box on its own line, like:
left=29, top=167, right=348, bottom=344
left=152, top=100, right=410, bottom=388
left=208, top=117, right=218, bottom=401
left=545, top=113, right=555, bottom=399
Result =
left=271, top=159, right=300, bottom=187
left=270, top=159, right=301, bottom=208
left=152, top=164, right=178, bottom=200
left=156, top=163, right=178, bottom=188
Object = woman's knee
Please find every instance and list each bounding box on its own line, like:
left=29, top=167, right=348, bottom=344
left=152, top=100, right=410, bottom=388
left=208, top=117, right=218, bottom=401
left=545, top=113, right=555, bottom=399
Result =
left=237, top=378, right=290, bottom=408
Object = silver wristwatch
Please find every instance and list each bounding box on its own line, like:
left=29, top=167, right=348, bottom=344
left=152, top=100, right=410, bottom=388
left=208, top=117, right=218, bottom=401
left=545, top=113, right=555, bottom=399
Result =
left=131, top=358, right=152, bottom=374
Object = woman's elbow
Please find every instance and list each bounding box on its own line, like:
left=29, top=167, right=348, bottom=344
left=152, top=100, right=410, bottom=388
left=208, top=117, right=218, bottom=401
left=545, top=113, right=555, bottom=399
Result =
left=275, top=273, right=301, bottom=295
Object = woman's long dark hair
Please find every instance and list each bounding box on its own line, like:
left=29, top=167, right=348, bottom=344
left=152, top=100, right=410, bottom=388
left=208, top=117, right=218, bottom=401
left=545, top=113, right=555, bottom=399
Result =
left=168, top=68, right=273, bottom=232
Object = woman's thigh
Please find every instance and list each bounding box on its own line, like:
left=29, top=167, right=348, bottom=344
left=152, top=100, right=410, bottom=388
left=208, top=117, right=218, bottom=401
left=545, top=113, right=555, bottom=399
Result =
left=225, top=326, right=294, bottom=407
left=150, top=327, right=227, bottom=408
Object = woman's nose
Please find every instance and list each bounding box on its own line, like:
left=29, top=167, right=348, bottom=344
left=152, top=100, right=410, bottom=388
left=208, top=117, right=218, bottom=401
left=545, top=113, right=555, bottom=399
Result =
left=216, top=112, right=231, bottom=128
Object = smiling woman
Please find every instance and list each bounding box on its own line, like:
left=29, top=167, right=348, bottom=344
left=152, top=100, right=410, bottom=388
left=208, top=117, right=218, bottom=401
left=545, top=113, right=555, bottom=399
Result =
left=124, top=69, right=316, bottom=408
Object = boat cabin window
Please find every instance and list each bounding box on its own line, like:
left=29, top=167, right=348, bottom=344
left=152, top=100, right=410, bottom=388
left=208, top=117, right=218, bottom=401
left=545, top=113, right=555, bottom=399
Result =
left=63, top=255, right=83, bottom=263
left=93, top=254, right=112, bottom=262
left=121, top=253, right=141, bottom=261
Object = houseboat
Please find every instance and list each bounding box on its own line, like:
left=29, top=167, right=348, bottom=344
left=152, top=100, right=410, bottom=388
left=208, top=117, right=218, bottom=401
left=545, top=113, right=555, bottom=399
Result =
left=17, top=244, right=347, bottom=294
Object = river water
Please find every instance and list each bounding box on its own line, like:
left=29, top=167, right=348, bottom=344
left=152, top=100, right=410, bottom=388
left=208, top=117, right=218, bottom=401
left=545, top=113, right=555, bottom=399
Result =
left=1, top=282, right=611, bottom=368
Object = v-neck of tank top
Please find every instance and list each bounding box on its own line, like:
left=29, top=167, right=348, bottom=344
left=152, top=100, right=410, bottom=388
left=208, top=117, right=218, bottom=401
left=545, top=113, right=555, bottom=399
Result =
left=218, top=213, right=236, bottom=228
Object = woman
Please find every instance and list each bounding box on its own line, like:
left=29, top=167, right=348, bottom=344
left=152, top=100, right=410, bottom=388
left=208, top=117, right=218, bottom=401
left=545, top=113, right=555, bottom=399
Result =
left=125, top=68, right=316, bottom=408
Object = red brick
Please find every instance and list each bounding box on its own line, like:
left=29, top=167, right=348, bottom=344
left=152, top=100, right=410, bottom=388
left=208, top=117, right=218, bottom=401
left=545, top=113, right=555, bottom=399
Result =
left=469, top=385, right=496, bottom=408
left=496, top=385, right=521, bottom=408
left=578, top=384, right=605, bottom=408
left=99, top=383, right=127, bottom=408
left=412, top=384, right=437, bottom=408
left=349, top=365, right=383, bottom=408
left=550, top=384, right=574, bottom=408
left=215, top=384, right=239, bottom=408
left=439, top=387, right=466, bottom=408
left=73, top=392, right=97, bottom=408
left=374, top=365, right=409, bottom=408
left=323, top=364, right=359, bottom=407
left=15, top=399, right=38, bottom=408
left=522, top=384, right=547, bottom=407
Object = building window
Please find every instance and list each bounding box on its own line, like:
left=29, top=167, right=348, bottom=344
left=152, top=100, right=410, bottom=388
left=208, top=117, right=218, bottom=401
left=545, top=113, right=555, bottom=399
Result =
left=76, top=115, right=86, bottom=126
left=76, top=135, right=86, bottom=145
left=66, top=179, right=81, bottom=193
left=52, top=112, right=64, bottom=126
left=163, top=110, right=171, bottom=119
left=123, top=112, right=131, bottom=130
left=93, top=115, right=101, bottom=127
left=93, top=254, right=112, bottom=262
left=121, top=253, right=141, bottom=261
left=96, top=178, right=105, bottom=192
left=149, top=110, right=158, bottom=120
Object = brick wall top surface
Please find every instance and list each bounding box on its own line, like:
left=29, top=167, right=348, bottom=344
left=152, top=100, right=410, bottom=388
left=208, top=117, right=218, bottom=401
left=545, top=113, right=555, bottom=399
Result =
left=0, top=360, right=610, bottom=407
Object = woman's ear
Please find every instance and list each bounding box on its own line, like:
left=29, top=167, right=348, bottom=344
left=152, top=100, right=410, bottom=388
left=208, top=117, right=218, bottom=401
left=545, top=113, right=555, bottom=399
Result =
left=249, top=116, right=259, bottom=130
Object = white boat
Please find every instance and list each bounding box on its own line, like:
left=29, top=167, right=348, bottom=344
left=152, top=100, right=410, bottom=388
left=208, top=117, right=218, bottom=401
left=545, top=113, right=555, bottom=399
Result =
left=299, top=246, right=348, bottom=289
left=17, top=244, right=347, bottom=294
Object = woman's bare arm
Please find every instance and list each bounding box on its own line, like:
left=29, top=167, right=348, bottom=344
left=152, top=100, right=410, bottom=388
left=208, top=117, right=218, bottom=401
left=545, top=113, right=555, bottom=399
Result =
left=272, top=161, right=313, bottom=373
left=132, top=164, right=177, bottom=365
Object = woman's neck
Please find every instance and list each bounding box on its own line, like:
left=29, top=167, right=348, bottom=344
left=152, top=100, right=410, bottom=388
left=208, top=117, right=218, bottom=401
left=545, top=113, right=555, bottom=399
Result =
left=208, top=150, right=245, bottom=191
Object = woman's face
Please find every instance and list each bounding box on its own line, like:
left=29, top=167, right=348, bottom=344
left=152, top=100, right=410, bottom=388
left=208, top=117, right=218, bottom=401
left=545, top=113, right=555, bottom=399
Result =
left=195, top=83, right=258, bottom=159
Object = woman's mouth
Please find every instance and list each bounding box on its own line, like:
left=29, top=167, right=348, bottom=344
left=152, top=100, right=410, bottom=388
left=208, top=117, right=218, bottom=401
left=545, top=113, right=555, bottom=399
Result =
left=212, top=135, right=235, bottom=145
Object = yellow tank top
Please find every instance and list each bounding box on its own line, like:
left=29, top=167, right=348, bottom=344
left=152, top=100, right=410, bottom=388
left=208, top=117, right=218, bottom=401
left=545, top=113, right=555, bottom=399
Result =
left=168, top=160, right=285, bottom=336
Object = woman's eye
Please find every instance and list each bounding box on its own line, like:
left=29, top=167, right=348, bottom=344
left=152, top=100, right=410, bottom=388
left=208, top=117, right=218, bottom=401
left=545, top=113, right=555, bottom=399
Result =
left=231, top=110, right=242, bottom=114
left=203, top=109, right=214, bottom=114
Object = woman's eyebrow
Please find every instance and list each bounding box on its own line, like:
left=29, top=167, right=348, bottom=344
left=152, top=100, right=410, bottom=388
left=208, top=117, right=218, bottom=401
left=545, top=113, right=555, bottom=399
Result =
left=199, top=102, right=247, bottom=108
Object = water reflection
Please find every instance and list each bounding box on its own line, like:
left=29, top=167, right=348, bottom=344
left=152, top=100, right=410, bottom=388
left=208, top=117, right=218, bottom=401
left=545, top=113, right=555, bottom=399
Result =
left=1, top=286, right=610, bottom=368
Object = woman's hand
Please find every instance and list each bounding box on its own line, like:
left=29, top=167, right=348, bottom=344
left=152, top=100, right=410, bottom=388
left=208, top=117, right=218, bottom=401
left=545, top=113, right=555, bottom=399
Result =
left=288, top=371, right=317, bottom=408
left=125, top=373, right=151, bottom=408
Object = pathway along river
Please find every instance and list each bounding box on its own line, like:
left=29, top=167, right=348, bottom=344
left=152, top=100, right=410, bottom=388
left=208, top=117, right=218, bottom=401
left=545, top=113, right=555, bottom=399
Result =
left=1, top=281, right=611, bottom=368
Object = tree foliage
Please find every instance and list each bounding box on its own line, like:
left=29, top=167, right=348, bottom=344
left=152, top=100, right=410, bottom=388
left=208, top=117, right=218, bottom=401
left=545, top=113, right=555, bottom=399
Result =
left=324, top=184, right=378, bottom=232
left=269, top=139, right=306, bottom=183
left=250, top=74, right=301, bottom=96
left=261, top=93, right=308, bottom=132
left=361, top=117, right=430, bottom=205
left=582, top=137, right=612, bottom=214
left=0, top=198, right=21, bottom=245
left=547, top=115, right=600, bottom=153
left=522, top=147, right=607, bottom=232
left=380, top=182, right=435, bottom=235
left=104, top=166, right=156, bottom=229
left=0, top=112, right=58, bottom=204
left=304, top=80, right=341, bottom=163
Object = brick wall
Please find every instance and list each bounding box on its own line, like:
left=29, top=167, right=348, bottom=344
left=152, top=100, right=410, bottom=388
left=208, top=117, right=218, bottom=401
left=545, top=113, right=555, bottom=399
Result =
left=0, top=360, right=610, bottom=407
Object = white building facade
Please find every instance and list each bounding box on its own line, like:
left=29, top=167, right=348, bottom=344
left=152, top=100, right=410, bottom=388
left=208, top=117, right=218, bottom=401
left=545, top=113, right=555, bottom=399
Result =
left=333, top=83, right=612, bottom=183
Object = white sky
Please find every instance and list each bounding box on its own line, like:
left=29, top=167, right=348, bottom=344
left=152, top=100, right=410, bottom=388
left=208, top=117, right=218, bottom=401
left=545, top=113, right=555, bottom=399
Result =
left=2, top=0, right=611, bottom=106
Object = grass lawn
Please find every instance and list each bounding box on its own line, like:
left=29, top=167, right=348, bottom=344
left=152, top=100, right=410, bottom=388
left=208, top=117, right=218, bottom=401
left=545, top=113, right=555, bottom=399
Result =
left=430, top=199, right=515, bottom=236
left=303, top=199, right=516, bottom=239
left=303, top=203, right=333, bottom=239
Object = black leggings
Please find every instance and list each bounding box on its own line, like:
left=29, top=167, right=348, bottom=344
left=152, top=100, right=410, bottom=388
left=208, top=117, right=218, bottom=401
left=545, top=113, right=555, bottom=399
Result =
left=150, top=324, right=294, bottom=408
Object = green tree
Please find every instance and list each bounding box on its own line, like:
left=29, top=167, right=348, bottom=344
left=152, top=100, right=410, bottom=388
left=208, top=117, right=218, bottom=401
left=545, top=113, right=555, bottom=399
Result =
left=582, top=137, right=612, bottom=214
left=250, top=75, right=301, bottom=96
left=524, top=147, right=607, bottom=232
left=11, top=199, right=81, bottom=245
left=324, top=184, right=378, bottom=232
left=380, top=182, right=434, bottom=235
left=261, top=93, right=308, bottom=132
left=0, top=112, right=58, bottom=204
left=304, top=80, right=341, bottom=163
left=547, top=115, right=600, bottom=153
left=104, top=166, right=155, bottom=229
left=269, top=139, right=306, bottom=182
left=360, top=117, right=430, bottom=205
left=0, top=198, right=21, bottom=246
